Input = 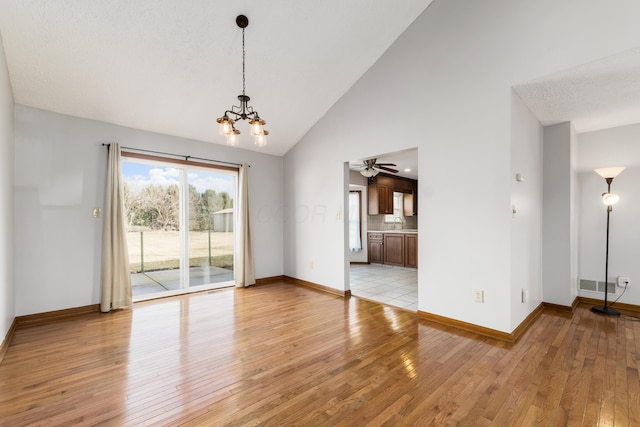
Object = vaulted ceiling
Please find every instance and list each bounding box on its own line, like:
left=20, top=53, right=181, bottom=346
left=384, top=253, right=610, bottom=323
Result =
left=0, top=0, right=433, bottom=156
left=514, top=47, right=640, bottom=134
left=2, top=1, right=639, bottom=160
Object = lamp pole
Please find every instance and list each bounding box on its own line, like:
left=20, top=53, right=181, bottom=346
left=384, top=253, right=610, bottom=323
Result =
left=592, top=177, right=620, bottom=316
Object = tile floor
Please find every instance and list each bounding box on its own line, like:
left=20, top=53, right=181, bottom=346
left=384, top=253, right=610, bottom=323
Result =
left=349, top=263, right=418, bottom=311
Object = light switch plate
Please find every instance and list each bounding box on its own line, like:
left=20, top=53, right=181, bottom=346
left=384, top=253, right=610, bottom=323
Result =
left=473, top=290, right=484, bottom=303
left=92, top=208, right=102, bottom=218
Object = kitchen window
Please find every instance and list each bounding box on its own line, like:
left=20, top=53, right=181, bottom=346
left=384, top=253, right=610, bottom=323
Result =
left=348, top=191, right=362, bottom=251
left=384, top=192, right=404, bottom=224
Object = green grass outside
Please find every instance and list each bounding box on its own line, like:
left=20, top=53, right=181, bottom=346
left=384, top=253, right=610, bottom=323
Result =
left=127, top=230, right=234, bottom=273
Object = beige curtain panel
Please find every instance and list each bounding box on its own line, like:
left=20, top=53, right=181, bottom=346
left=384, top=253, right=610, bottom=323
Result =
left=236, top=163, right=256, bottom=287
left=100, top=143, right=133, bottom=312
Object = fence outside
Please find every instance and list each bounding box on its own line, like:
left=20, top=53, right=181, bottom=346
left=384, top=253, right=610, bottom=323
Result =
left=127, top=230, right=234, bottom=273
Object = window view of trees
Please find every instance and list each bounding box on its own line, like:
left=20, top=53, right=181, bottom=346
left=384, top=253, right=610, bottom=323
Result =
left=122, top=161, right=236, bottom=289
left=124, top=183, right=233, bottom=231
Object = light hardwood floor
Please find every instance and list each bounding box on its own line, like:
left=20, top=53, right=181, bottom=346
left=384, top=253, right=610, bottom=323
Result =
left=1, top=282, right=639, bottom=426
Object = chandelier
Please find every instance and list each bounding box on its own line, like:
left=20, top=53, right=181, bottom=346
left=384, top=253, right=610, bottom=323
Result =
left=217, top=15, right=269, bottom=147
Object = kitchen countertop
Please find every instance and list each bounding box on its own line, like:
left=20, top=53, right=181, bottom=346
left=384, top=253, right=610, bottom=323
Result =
left=368, top=229, right=418, bottom=234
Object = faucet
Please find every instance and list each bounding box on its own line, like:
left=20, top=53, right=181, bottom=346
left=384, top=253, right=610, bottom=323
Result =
left=393, top=216, right=404, bottom=230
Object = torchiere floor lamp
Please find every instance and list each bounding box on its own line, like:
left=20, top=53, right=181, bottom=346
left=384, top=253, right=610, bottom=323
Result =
left=591, top=166, right=625, bottom=317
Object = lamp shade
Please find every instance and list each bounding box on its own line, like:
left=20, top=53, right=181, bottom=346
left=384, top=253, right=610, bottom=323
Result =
left=594, top=166, right=626, bottom=179
left=360, top=167, right=379, bottom=177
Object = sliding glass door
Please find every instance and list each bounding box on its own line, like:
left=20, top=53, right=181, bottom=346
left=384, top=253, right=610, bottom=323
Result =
left=121, top=156, right=237, bottom=300
left=186, top=167, right=235, bottom=288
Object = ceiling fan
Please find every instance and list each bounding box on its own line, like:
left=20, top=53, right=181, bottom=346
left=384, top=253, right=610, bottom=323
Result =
left=358, top=158, right=398, bottom=177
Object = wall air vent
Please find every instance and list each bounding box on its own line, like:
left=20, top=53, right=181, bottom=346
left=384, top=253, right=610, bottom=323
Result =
left=579, top=279, right=617, bottom=295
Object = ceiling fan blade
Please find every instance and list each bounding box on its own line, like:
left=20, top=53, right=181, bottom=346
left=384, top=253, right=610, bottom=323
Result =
left=375, top=163, right=397, bottom=167
left=376, top=166, right=399, bottom=173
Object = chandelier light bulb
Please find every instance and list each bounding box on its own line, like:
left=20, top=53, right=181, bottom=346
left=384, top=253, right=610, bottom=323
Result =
left=226, top=129, right=240, bottom=146
left=217, top=117, right=234, bottom=135
left=254, top=130, right=268, bottom=147
left=249, top=118, right=266, bottom=136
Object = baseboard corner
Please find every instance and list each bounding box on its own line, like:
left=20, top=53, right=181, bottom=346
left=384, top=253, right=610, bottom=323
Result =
left=417, top=310, right=515, bottom=343
left=283, top=276, right=350, bottom=298
left=0, top=317, right=18, bottom=365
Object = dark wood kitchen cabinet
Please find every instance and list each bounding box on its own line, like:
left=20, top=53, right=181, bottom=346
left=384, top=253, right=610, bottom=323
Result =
left=403, top=193, right=414, bottom=217
left=383, top=233, right=404, bottom=266
left=404, top=233, right=418, bottom=268
left=368, top=174, right=417, bottom=216
left=368, top=179, right=394, bottom=215
left=368, top=233, right=384, bottom=264
left=369, top=232, right=418, bottom=268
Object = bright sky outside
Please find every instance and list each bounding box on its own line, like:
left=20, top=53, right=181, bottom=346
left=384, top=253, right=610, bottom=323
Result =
left=122, top=162, right=236, bottom=197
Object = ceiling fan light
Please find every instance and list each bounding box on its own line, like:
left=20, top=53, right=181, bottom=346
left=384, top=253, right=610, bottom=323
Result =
left=360, top=167, right=379, bottom=177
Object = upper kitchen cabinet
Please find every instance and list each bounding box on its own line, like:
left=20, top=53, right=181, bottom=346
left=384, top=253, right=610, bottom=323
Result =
left=403, top=193, right=415, bottom=217
left=368, top=175, right=394, bottom=215
left=368, top=174, right=417, bottom=216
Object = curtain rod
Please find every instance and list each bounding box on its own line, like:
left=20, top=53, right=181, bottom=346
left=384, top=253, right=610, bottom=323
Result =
left=101, top=143, right=247, bottom=167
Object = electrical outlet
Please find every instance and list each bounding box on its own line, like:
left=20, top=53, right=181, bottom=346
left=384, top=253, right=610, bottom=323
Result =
left=617, top=276, right=630, bottom=288
left=474, top=290, right=484, bottom=303
left=309, top=261, right=314, bottom=270
left=521, top=288, right=527, bottom=303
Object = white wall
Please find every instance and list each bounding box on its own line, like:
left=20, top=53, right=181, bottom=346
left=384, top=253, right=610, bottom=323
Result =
left=14, top=106, right=284, bottom=316
left=570, top=125, right=579, bottom=304
left=0, top=33, right=15, bottom=340
left=577, top=124, right=640, bottom=304
left=283, top=0, right=640, bottom=332
left=510, top=91, right=543, bottom=329
left=542, top=122, right=578, bottom=306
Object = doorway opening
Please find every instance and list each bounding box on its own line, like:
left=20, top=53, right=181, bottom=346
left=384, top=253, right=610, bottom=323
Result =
left=346, top=148, right=419, bottom=311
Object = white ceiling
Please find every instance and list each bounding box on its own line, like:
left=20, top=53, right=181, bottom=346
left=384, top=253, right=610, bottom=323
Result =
left=514, top=47, right=640, bottom=133
left=350, top=148, right=418, bottom=180
left=0, top=0, right=433, bottom=156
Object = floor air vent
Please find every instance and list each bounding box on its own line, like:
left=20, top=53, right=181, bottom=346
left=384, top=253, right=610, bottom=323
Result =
left=579, top=279, right=616, bottom=294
